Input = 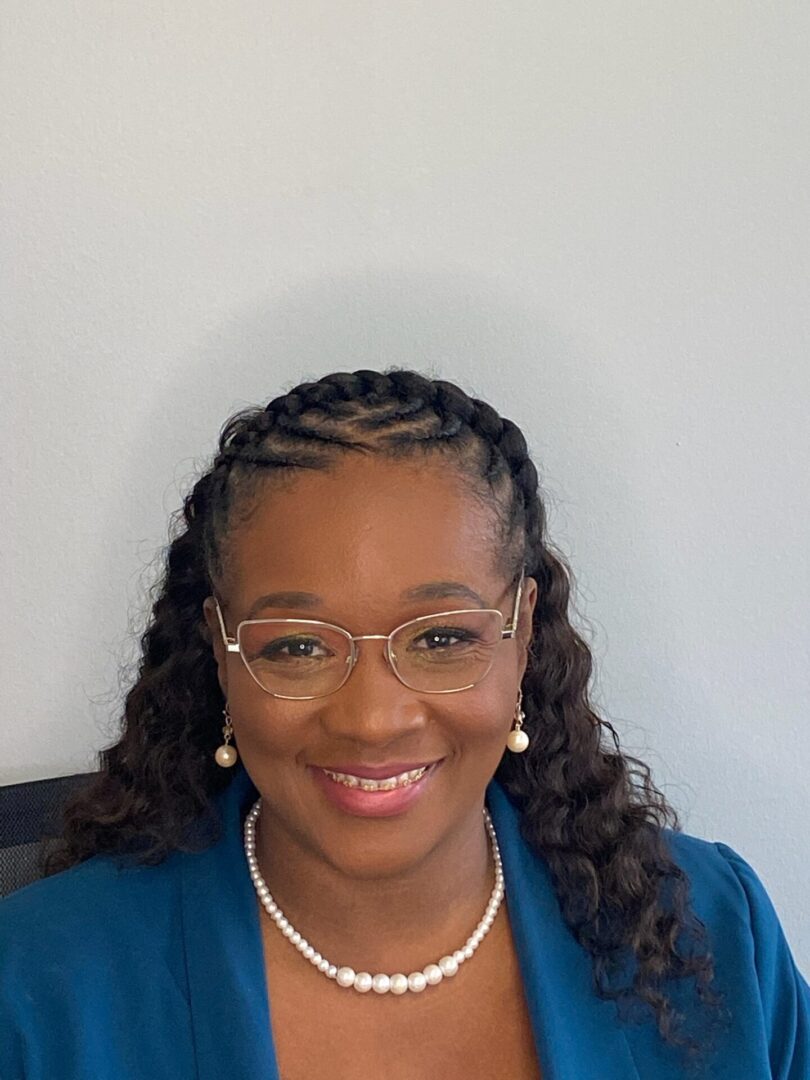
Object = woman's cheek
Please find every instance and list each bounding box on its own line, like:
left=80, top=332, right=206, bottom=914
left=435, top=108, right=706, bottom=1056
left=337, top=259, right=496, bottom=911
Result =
left=449, top=686, right=514, bottom=746
left=228, top=694, right=299, bottom=759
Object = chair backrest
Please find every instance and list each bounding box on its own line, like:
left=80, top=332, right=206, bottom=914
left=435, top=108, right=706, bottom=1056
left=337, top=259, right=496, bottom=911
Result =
left=0, top=773, right=96, bottom=898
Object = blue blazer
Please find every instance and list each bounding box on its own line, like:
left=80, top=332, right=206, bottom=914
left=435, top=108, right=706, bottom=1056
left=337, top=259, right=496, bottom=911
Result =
left=1, top=763, right=808, bottom=1078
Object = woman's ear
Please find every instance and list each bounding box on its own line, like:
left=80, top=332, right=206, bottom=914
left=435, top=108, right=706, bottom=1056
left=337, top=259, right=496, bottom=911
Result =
left=202, top=596, right=229, bottom=696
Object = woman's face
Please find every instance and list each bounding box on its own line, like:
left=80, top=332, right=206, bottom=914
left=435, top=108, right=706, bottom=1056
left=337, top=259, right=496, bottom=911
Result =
left=203, top=454, right=537, bottom=878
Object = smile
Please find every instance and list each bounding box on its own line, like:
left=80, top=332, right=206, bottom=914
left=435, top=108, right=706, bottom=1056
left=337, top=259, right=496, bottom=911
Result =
left=320, top=766, right=430, bottom=791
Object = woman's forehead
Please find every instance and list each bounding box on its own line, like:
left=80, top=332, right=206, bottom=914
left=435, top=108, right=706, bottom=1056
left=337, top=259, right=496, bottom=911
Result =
left=232, top=455, right=499, bottom=552
left=222, top=456, right=507, bottom=613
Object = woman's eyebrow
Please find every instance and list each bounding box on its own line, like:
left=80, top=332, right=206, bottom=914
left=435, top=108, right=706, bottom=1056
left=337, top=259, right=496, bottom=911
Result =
left=402, top=581, right=485, bottom=606
left=246, top=582, right=485, bottom=619
left=246, top=591, right=320, bottom=618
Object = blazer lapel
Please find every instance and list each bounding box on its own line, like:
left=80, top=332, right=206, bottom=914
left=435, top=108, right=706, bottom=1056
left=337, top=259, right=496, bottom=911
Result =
left=180, top=765, right=280, bottom=1080
left=486, top=780, right=641, bottom=1080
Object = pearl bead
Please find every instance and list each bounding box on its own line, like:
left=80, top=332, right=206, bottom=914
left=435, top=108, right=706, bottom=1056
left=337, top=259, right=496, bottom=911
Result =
left=290, top=931, right=301, bottom=945
left=506, top=728, right=529, bottom=753
left=337, top=967, right=355, bottom=987
left=354, top=972, right=373, bottom=993
left=317, top=959, right=329, bottom=973
left=215, top=745, right=237, bottom=767
left=389, top=974, right=409, bottom=995
left=408, top=972, right=427, bottom=993
left=327, top=965, right=337, bottom=978
left=423, top=964, right=443, bottom=986
left=372, top=974, right=391, bottom=994
left=439, top=955, right=459, bottom=977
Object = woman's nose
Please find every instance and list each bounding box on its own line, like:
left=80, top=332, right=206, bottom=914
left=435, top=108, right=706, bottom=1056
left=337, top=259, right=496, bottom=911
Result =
left=321, top=641, right=427, bottom=744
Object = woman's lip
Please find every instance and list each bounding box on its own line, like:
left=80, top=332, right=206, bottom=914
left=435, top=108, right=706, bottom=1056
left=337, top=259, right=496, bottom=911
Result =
left=313, top=760, right=443, bottom=779
left=309, top=761, right=442, bottom=817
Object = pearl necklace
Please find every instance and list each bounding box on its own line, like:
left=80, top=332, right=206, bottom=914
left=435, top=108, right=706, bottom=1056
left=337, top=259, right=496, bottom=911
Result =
left=243, top=797, right=505, bottom=995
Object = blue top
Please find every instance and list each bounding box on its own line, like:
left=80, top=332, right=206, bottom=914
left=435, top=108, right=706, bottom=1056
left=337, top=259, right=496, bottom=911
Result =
left=1, top=764, right=808, bottom=1079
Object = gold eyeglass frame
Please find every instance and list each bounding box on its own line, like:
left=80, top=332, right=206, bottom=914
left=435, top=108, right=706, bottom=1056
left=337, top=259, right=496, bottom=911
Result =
left=212, top=570, right=525, bottom=700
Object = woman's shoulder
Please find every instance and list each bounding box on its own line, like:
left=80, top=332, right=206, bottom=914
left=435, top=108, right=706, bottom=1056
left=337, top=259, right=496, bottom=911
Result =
left=653, top=825, right=808, bottom=982
left=497, top=779, right=788, bottom=935
left=2, top=846, right=181, bottom=907
left=0, top=778, right=241, bottom=968
left=661, top=826, right=809, bottom=1071
left=0, top=848, right=184, bottom=971
left=0, top=850, right=201, bottom=1078
left=660, top=825, right=790, bottom=933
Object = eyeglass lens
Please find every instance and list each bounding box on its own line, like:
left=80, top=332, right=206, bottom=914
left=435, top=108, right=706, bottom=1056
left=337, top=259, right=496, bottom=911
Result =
left=237, top=610, right=504, bottom=697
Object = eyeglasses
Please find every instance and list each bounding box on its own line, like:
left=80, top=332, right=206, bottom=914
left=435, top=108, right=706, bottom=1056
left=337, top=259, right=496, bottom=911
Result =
left=212, top=572, right=525, bottom=699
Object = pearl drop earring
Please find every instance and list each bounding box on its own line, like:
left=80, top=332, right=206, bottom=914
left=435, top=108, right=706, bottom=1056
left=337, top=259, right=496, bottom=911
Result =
left=506, top=689, right=529, bottom=753
left=215, top=704, right=239, bottom=768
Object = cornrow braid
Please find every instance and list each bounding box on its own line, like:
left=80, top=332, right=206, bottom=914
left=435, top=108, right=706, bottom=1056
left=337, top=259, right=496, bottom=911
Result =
left=204, top=370, right=538, bottom=580
left=45, top=367, right=728, bottom=1071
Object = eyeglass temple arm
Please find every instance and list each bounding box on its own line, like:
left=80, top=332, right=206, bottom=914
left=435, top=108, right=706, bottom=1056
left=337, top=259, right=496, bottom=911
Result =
left=501, top=570, right=525, bottom=639
left=213, top=598, right=241, bottom=652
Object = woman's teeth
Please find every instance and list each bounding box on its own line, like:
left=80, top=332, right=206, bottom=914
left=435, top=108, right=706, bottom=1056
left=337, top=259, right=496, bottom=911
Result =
left=322, top=765, right=429, bottom=791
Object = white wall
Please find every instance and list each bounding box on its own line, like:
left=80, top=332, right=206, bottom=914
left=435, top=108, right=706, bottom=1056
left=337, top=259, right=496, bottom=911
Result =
left=2, top=2, right=807, bottom=966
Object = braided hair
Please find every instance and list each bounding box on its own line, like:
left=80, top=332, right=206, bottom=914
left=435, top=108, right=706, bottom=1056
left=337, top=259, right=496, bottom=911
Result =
left=45, top=368, right=729, bottom=1068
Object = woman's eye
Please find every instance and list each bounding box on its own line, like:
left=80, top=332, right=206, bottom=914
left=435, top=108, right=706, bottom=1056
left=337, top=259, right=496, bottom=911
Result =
left=261, top=637, right=331, bottom=660
left=412, top=627, right=475, bottom=650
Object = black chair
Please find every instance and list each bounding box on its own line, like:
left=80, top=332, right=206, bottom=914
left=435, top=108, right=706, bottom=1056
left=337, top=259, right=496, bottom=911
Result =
left=0, top=773, right=96, bottom=898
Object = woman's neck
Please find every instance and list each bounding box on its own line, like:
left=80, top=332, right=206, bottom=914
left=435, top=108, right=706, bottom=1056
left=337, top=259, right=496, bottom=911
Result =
left=252, top=802, right=495, bottom=975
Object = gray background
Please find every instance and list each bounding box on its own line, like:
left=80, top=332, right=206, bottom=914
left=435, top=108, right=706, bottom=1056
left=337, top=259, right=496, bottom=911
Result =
left=2, top=2, right=807, bottom=967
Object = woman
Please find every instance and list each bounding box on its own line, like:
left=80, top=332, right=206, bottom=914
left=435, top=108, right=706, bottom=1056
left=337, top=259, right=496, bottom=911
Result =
left=1, top=368, right=807, bottom=1079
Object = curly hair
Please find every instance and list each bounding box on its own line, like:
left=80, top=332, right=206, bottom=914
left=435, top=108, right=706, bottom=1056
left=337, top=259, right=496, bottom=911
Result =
left=44, top=368, right=729, bottom=1070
